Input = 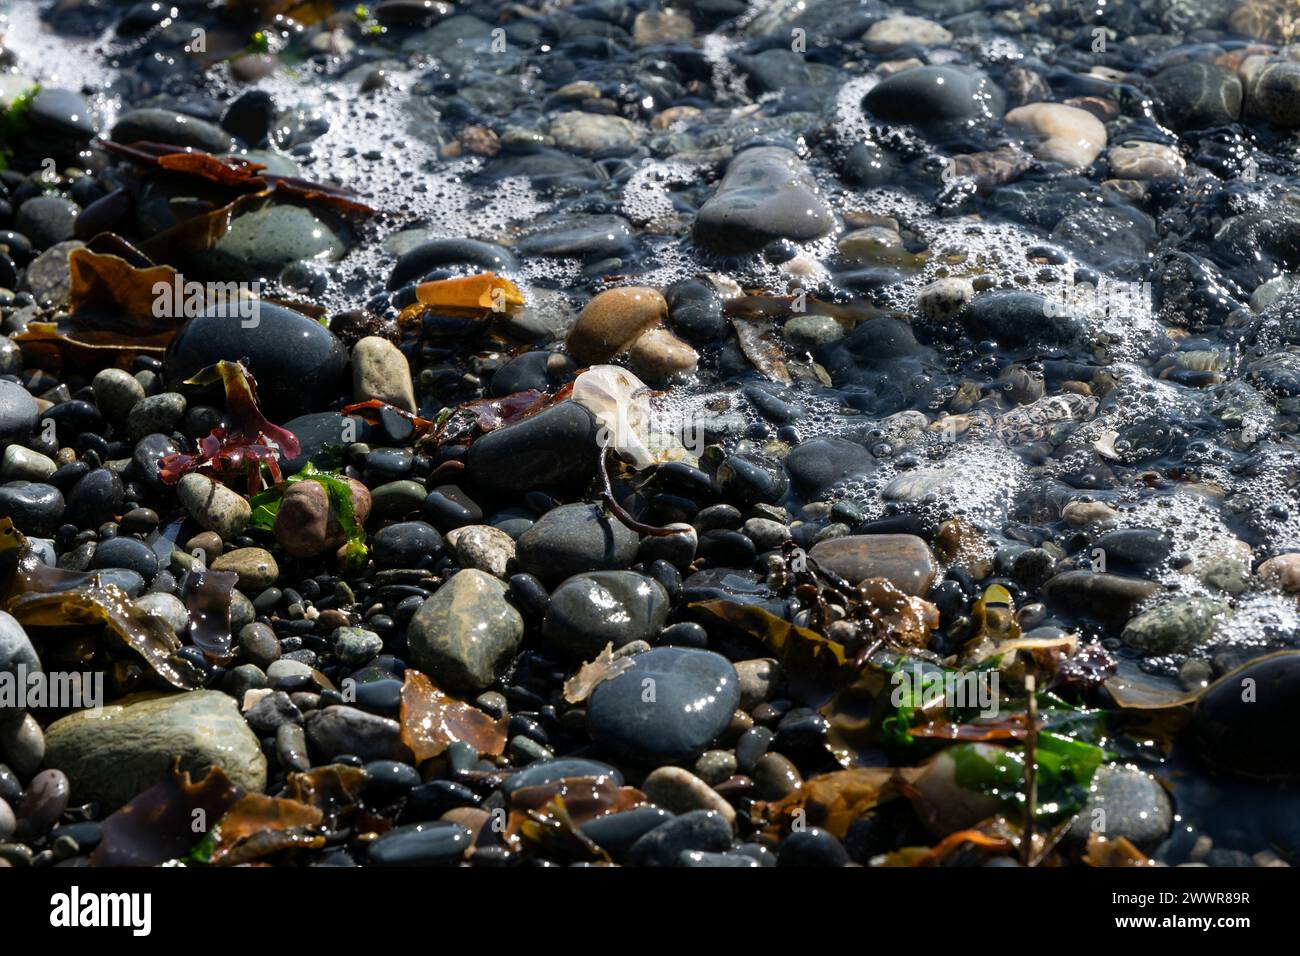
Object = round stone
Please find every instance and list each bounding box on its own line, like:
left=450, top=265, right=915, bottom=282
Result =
left=587, top=646, right=740, bottom=764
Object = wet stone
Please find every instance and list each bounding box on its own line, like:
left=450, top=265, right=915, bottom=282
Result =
left=542, top=571, right=670, bottom=660
left=807, top=534, right=936, bottom=595
left=587, top=646, right=739, bottom=764
left=515, top=502, right=641, bottom=585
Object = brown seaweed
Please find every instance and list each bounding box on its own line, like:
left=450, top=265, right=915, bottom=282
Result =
left=91, top=761, right=244, bottom=867
left=181, top=568, right=238, bottom=659
left=399, top=669, right=508, bottom=763
left=0, top=518, right=203, bottom=690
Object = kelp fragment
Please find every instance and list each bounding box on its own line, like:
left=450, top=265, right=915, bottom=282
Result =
left=692, top=599, right=853, bottom=701
left=399, top=669, right=507, bottom=762
left=99, top=138, right=372, bottom=216
left=157, top=151, right=266, bottom=186
left=752, top=767, right=923, bottom=839
left=159, top=360, right=300, bottom=494
left=181, top=568, right=238, bottom=659
left=397, top=273, right=525, bottom=323
left=730, top=315, right=791, bottom=384
left=91, top=761, right=244, bottom=867
left=563, top=642, right=634, bottom=704
left=66, top=248, right=181, bottom=322
left=1082, top=832, right=1155, bottom=867
left=197, top=793, right=325, bottom=866
left=341, top=399, right=437, bottom=438
left=284, top=764, right=367, bottom=827
left=0, top=518, right=203, bottom=690
left=503, top=775, right=646, bottom=862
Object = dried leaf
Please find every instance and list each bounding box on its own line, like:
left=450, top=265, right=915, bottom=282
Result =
left=91, top=761, right=244, bottom=866
left=563, top=642, right=634, bottom=704
left=399, top=669, right=507, bottom=762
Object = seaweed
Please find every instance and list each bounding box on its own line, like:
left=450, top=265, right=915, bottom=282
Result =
left=159, top=360, right=301, bottom=494
left=0, top=518, right=204, bottom=690
left=398, top=669, right=507, bottom=763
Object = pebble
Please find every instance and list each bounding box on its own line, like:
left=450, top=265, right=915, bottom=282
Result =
left=15, top=768, right=69, bottom=838
left=693, top=147, right=835, bottom=252
left=1194, top=651, right=1300, bottom=779
left=640, top=766, right=736, bottom=828
left=566, top=286, right=668, bottom=366
left=1152, top=62, right=1242, bottom=131
left=515, top=502, right=640, bottom=585
left=372, top=520, right=444, bottom=570
left=0, top=446, right=55, bottom=482
left=917, top=277, right=975, bottom=320
left=863, top=15, right=952, bottom=50
left=211, top=547, right=280, bottom=594
left=625, top=810, right=733, bottom=866
left=863, top=65, right=1004, bottom=125
left=43, top=691, right=265, bottom=808
left=542, top=571, right=670, bottom=660
left=807, top=534, right=936, bottom=595
left=273, top=477, right=371, bottom=559
left=407, top=569, right=524, bottom=694
left=587, top=646, right=739, bottom=764
left=1244, top=57, right=1300, bottom=128
left=1066, top=766, right=1173, bottom=851
left=0, top=379, right=37, bottom=446
left=1006, top=102, right=1107, bottom=169
left=125, top=392, right=186, bottom=441
left=1257, top=553, right=1300, bottom=593
left=466, top=401, right=600, bottom=498
left=178, top=473, right=251, bottom=541
left=352, top=336, right=417, bottom=413
left=112, top=107, right=233, bottom=152
left=1107, top=141, right=1186, bottom=180
left=368, top=822, right=472, bottom=866
left=91, top=368, right=146, bottom=421
left=1121, top=596, right=1229, bottom=654
left=549, top=111, right=642, bottom=155
left=446, top=524, right=516, bottom=578
left=304, top=705, right=411, bottom=763
left=165, top=301, right=349, bottom=419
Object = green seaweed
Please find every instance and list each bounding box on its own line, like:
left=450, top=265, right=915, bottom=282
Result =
left=949, top=734, right=1107, bottom=822
left=248, top=461, right=368, bottom=568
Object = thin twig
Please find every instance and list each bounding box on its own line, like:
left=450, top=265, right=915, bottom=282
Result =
left=1022, top=674, right=1039, bottom=866
left=596, top=446, right=690, bottom=537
